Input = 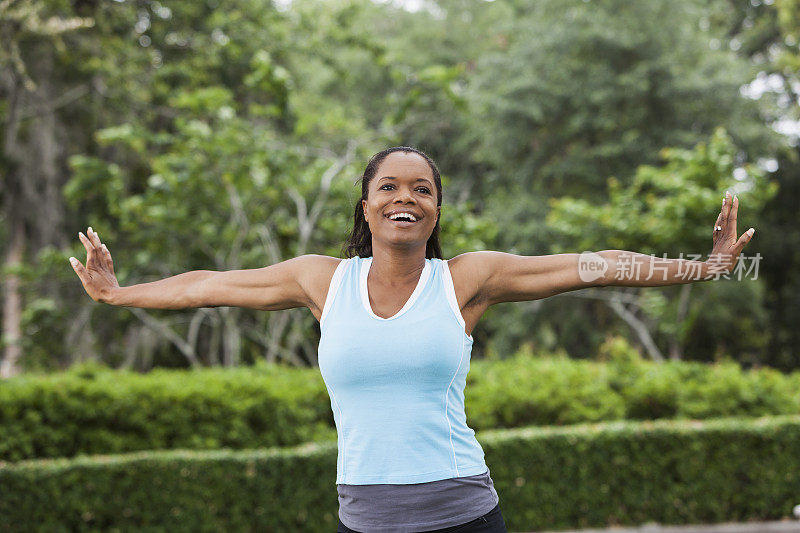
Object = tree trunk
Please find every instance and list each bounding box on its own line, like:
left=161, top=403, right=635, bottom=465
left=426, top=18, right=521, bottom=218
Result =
left=668, top=283, right=692, bottom=360
left=606, top=296, right=665, bottom=362
left=562, top=288, right=665, bottom=362
left=1, top=43, right=75, bottom=376
left=0, top=222, right=24, bottom=378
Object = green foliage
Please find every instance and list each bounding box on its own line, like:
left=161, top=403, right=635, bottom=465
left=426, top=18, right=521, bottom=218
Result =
left=465, top=349, right=796, bottom=430
left=482, top=415, right=800, bottom=530
left=465, top=0, right=775, bottom=197
left=442, top=0, right=782, bottom=360
left=597, top=334, right=643, bottom=366
left=546, top=128, right=777, bottom=255
left=466, top=351, right=628, bottom=428
left=0, top=442, right=341, bottom=531
left=543, top=129, right=777, bottom=362
left=681, top=280, right=771, bottom=362
left=717, top=0, right=800, bottom=370
left=439, top=196, right=499, bottom=257
left=0, top=364, right=336, bottom=462
left=3, top=355, right=799, bottom=461
left=46, top=0, right=499, bottom=372
left=2, top=416, right=799, bottom=531
left=2, top=0, right=793, bottom=373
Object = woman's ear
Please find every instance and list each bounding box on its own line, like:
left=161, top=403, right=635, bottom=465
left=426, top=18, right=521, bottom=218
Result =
left=362, top=199, right=368, bottom=222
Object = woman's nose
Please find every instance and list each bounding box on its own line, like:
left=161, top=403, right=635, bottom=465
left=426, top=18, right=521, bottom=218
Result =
left=393, top=189, right=415, bottom=203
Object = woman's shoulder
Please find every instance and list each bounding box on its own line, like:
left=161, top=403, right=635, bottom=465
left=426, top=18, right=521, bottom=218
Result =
left=443, top=252, right=502, bottom=308
left=295, top=254, right=347, bottom=277
left=445, top=251, right=501, bottom=272
left=292, top=253, right=343, bottom=265
left=293, top=255, right=349, bottom=319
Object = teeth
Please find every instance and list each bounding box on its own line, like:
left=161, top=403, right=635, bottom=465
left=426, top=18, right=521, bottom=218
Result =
left=389, top=213, right=417, bottom=222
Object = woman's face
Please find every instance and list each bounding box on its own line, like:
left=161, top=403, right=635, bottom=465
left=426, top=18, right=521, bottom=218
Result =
left=362, top=151, right=440, bottom=249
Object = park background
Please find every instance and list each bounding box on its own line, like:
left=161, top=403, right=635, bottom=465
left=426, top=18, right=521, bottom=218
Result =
left=1, top=0, right=800, bottom=531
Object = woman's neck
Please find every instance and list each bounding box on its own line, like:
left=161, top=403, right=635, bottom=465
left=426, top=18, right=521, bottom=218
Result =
left=369, top=244, right=427, bottom=286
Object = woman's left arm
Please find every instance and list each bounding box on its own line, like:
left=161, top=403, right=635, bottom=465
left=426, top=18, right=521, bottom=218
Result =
left=475, top=191, right=756, bottom=304
left=603, top=191, right=755, bottom=287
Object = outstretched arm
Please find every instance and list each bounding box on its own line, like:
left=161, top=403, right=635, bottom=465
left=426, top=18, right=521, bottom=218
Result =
left=603, top=190, right=755, bottom=287
left=70, top=226, right=331, bottom=311
left=464, top=191, right=756, bottom=304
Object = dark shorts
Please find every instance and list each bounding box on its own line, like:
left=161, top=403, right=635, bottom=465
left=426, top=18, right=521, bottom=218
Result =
left=336, top=503, right=508, bottom=532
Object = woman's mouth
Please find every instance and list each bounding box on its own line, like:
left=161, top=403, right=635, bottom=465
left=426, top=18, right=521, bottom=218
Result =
left=385, top=213, right=420, bottom=227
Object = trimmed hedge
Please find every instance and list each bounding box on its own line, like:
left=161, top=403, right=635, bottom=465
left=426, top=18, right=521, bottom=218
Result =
left=465, top=349, right=800, bottom=429
left=0, top=362, right=336, bottom=461
left=1, top=416, right=798, bottom=532
left=2, top=346, right=799, bottom=461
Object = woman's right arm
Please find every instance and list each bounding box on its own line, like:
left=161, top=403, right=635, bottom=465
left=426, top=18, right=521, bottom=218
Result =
left=70, top=227, right=329, bottom=311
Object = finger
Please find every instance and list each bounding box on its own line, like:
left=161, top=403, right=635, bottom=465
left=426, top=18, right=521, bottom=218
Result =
left=89, top=228, right=111, bottom=270
left=88, top=227, right=102, bottom=248
left=721, top=191, right=731, bottom=231
left=101, top=243, right=115, bottom=274
left=107, top=245, right=116, bottom=275
left=728, top=195, right=738, bottom=237
left=734, top=228, right=755, bottom=250
left=716, top=193, right=727, bottom=236
left=78, top=231, right=95, bottom=254
left=96, top=241, right=109, bottom=270
left=69, top=256, right=86, bottom=281
left=713, top=196, right=725, bottom=237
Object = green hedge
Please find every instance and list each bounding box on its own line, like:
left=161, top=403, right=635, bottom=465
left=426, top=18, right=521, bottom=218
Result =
left=0, top=362, right=336, bottom=461
left=1, top=416, right=798, bottom=532
left=2, top=344, right=799, bottom=461
left=465, top=346, right=800, bottom=429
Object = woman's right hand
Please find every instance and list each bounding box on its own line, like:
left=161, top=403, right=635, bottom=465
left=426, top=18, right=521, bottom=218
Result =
left=69, top=227, right=120, bottom=304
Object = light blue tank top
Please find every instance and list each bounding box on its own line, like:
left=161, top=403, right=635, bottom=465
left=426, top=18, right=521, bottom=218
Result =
left=317, top=255, right=489, bottom=485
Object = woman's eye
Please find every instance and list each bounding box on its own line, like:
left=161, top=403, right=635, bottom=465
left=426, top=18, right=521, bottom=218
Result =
left=379, top=184, right=430, bottom=194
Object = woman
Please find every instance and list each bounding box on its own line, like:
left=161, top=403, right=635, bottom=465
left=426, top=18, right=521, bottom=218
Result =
left=70, top=146, right=755, bottom=532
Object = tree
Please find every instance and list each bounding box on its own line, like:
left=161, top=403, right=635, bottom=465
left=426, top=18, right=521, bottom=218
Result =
left=546, top=128, right=777, bottom=362
left=448, top=0, right=783, bottom=359
left=0, top=0, right=93, bottom=377
left=713, top=0, right=800, bottom=370
left=27, top=0, right=495, bottom=372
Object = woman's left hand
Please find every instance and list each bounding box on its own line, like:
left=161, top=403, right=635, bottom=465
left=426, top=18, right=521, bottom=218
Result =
left=706, top=191, right=755, bottom=276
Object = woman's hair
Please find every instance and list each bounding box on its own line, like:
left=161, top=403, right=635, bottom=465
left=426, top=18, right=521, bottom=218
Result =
left=342, top=146, right=443, bottom=259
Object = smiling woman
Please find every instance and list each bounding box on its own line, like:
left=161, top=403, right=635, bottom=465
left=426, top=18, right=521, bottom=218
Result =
left=321, top=147, right=506, bottom=532
left=70, top=144, right=755, bottom=532
left=342, top=146, right=444, bottom=261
